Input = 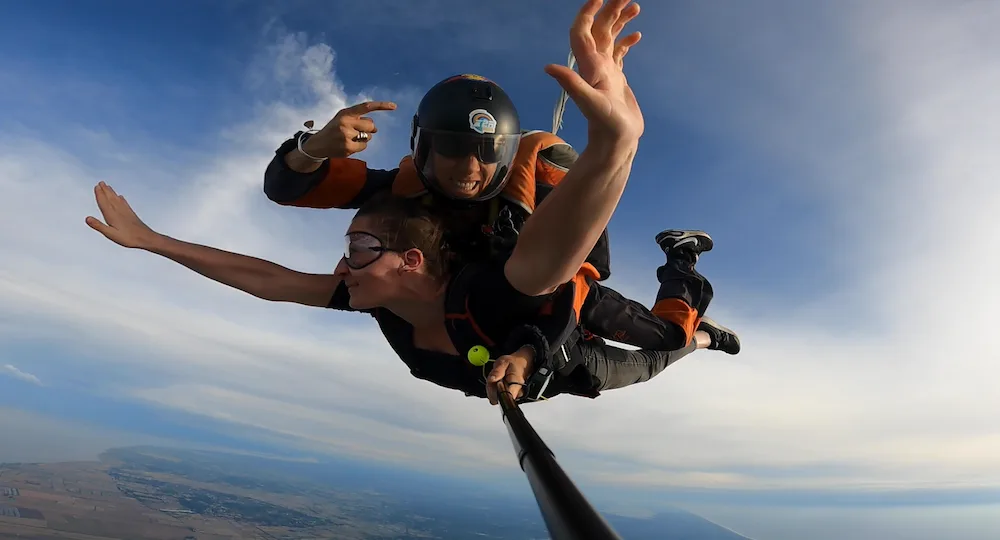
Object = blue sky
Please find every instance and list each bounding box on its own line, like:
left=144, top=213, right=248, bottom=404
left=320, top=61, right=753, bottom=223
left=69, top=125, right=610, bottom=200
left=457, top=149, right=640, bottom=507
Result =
left=2, top=1, right=1000, bottom=539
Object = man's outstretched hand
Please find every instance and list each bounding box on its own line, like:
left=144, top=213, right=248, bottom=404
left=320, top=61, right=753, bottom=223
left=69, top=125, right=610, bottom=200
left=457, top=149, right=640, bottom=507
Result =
left=85, top=182, right=158, bottom=249
left=545, top=0, right=644, bottom=143
left=305, top=100, right=397, bottom=159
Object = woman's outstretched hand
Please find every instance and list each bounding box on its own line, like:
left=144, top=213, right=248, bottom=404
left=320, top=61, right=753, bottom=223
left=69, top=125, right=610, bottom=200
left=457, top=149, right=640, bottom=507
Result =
left=85, top=181, right=159, bottom=249
left=545, top=0, right=644, bottom=144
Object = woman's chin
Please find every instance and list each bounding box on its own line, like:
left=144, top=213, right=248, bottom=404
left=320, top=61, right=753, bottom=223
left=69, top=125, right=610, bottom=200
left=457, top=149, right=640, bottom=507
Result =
left=348, top=292, right=378, bottom=310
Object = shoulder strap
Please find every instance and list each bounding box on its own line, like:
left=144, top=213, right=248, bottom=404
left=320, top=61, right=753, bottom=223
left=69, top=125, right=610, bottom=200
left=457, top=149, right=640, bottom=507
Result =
left=442, top=263, right=499, bottom=351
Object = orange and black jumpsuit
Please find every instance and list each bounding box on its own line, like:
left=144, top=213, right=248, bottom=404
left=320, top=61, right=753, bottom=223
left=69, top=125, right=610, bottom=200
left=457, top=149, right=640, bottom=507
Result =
left=264, top=130, right=713, bottom=388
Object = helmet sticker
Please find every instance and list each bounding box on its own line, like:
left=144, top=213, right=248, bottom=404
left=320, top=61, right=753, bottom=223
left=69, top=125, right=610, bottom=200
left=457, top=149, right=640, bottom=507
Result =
left=469, top=109, right=497, bottom=134
left=444, top=73, right=492, bottom=84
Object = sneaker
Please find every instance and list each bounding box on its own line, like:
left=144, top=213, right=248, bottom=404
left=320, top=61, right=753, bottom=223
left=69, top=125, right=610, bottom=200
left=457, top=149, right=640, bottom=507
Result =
left=655, top=230, right=713, bottom=262
left=698, top=316, right=740, bottom=355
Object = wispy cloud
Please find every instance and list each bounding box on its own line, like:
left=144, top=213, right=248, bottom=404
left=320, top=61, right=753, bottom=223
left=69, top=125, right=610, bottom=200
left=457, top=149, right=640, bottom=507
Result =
left=560, top=0, right=1000, bottom=497
left=0, top=29, right=514, bottom=479
left=2, top=364, right=42, bottom=386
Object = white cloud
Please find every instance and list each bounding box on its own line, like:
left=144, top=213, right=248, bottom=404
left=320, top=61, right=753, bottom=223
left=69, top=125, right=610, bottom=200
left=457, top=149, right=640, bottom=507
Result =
left=2, top=364, right=42, bottom=386
left=1, top=0, right=999, bottom=503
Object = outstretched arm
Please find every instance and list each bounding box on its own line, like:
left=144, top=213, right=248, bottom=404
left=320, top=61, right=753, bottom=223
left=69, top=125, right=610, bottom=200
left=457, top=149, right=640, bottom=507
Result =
left=505, top=0, right=645, bottom=296
left=86, top=182, right=340, bottom=307
left=143, top=235, right=340, bottom=306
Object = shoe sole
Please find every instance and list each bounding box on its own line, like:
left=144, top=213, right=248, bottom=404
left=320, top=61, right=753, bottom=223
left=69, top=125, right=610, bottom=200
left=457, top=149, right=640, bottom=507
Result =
left=655, top=230, right=714, bottom=252
left=699, top=316, right=741, bottom=354
left=699, top=316, right=733, bottom=335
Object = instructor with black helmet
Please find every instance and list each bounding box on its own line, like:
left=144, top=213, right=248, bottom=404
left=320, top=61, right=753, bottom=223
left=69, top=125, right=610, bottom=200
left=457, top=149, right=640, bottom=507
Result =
left=409, top=74, right=523, bottom=202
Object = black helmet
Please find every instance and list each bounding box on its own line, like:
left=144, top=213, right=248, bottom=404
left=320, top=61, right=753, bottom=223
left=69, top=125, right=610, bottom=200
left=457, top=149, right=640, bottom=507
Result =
left=410, top=74, right=521, bottom=202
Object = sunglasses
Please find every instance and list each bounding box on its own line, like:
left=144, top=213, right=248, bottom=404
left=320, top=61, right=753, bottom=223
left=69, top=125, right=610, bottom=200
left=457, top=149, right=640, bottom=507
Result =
left=343, top=232, right=398, bottom=270
left=430, top=132, right=517, bottom=164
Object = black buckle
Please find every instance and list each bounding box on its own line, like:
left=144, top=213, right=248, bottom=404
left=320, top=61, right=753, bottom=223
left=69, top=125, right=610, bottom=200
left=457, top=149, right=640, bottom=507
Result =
left=521, top=362, right=554, bottom=402
left=494, top=207, right=519, bottom=237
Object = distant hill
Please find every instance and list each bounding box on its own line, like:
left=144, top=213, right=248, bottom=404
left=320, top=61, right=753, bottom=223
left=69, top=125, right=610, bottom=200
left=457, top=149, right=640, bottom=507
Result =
left=0, top=445, right=754, bottom=540
left=100, top=446, right=755, bottom=538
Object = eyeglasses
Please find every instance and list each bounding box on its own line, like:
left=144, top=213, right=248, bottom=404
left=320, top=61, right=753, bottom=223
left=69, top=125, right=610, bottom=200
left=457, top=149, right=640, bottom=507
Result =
left=343, top=232, right=396, bottom=270
left=429, top=132, right=517, bottom=164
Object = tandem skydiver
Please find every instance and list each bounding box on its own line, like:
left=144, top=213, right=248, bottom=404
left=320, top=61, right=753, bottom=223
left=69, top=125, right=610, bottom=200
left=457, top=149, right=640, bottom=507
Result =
left=87, top=0, right=734, bottom=404
left=260, top=33, right=739, bottom=361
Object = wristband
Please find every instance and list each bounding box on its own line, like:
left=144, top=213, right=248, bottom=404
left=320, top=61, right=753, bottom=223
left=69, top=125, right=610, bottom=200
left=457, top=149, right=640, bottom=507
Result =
left=296, top=130, right=327, bottom=162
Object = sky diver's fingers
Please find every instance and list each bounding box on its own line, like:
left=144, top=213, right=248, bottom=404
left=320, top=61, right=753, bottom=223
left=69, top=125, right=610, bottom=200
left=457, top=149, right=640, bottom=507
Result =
left=88, top=183, right=121, bottom=241
left=487, top=356, right=510, bottom=384
left=569, top=0, right=601, bottom=62
left=103, top=183, right=136, bottom=219
left=486, top=380, right=499, bottom=406
left=544, top=64, right=600, bottom=109
left=486, top=356, right=513, bottom=405
left=506, top=373, right=525, bottom=401
left=101, top=182, right=131, bottom=216
left=592, top=0, right=632, bottom=52
left=94, top=182, right=118, bottom=221
left=85, top=215, right=113, bottom=238
left=491, top=355, right=528, bottom=402
left=610, top=1, right=640, bottom=40
left=613, top=31, right=641, bottom=69
left=346, top=116, right=378, bottom=134
left=338, top=100, right=397, bottom=118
